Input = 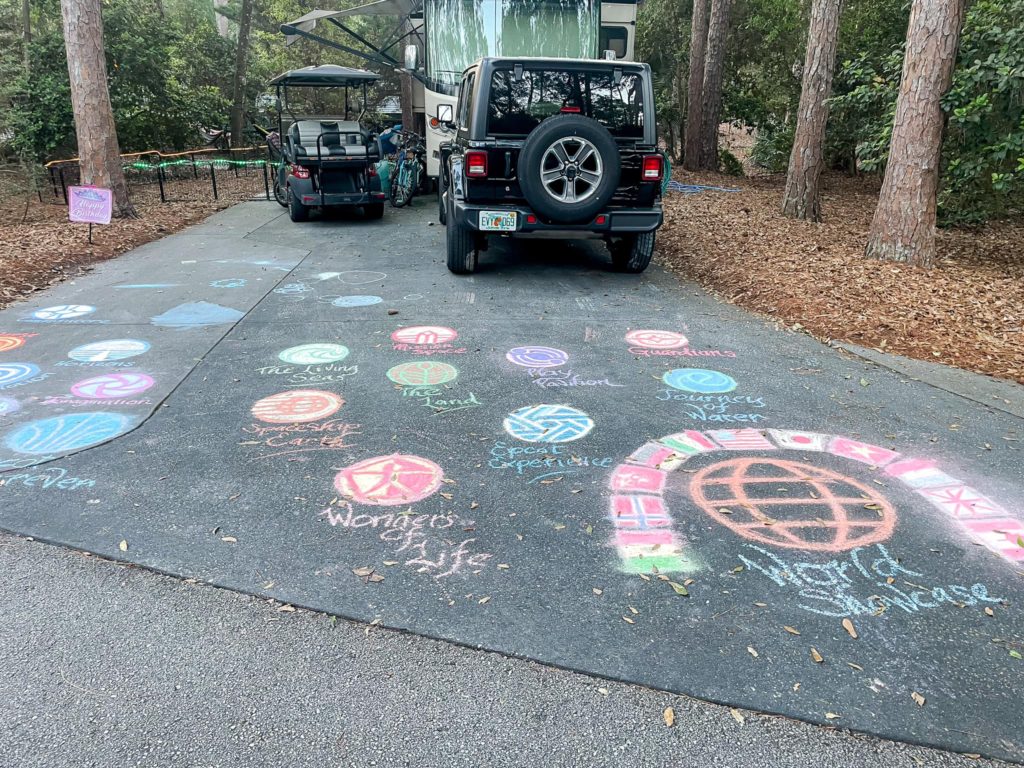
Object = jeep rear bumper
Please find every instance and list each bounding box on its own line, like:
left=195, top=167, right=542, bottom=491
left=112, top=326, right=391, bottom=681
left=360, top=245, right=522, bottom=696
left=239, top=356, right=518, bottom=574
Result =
left=453, top=201, right=662, bottom=234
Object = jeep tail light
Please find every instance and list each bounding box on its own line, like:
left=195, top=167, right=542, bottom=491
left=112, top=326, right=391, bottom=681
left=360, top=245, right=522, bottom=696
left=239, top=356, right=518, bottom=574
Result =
left=641, top=155, right=663, bottom=182
left=290, top=164, right=310, bottom=180
left=465, top=150, right=488, bottom=178
left=560, top=105, right=581, bottom=113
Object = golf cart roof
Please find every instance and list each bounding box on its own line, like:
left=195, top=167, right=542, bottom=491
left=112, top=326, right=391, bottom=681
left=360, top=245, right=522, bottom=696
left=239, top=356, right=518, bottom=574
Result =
left=268, top=64, right=381, bottom=88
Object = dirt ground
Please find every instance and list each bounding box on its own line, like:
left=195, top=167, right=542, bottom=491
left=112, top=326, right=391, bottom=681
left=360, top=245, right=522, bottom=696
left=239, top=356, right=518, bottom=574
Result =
left=658, top=170, right=1024, bottom=385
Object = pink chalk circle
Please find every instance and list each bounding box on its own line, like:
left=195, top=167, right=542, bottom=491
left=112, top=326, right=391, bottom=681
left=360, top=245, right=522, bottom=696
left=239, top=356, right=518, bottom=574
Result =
left=391, top=326, right=458, bottom=345
left=334, top=453, right=444, bottom=506
left=625, top=330, right=689, bottom=349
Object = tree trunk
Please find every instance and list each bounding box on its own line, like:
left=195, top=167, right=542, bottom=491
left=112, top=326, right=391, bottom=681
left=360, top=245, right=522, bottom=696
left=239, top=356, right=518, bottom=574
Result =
left=21, top=0, right=31, bottom=72
left=864, top=0, right=965, bottom=268
left=229, top=0, right=253, bottom=148
left=683, top=0, right=709, bottom=170
left=781, top=0, right=843, bottom=221
left=60, top=0, right=136, bottom=217
left=698, top=0, right=733, bottom=170
left=214, top=0, right=229, bottom=37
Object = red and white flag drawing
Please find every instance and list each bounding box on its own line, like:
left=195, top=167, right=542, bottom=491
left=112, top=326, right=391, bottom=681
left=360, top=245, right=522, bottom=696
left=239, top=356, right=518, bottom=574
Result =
left=707, top=429, right=776, bottom=451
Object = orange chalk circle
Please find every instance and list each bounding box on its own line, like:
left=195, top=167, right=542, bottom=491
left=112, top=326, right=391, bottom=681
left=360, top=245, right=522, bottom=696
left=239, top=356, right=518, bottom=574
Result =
left=0, top=335, right=26, bottom=353
left=250, top=389, right=343, bottom=424
left=625, top=330, right=689, bottom=349
left=334, top=453, right=444, bottom=506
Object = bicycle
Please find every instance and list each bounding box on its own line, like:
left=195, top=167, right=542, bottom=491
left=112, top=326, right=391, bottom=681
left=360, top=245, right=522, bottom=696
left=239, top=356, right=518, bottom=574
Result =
left=389, top=130, right=428, bottom=208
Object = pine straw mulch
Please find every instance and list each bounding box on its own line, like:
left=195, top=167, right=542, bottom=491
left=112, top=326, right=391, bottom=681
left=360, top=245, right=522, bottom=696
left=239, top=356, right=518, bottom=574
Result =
left=658, top=171, right=1024, bottom=385
left=0, top=198, right=232, bottom=311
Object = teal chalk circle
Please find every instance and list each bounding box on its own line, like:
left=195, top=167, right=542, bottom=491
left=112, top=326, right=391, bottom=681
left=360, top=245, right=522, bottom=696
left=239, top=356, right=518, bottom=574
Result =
left=4, top=412, right=134, bottom=455
left=278, top=343, right=350, bottom=365
left=504, top=405, right=594, bottom=443
left=32, top=304, right=96, bottom=320
left=662, top=368, right=737, bottom=393
left=68, top=339, right=150, bottom=362
left=332, top=295, right=382, bottom=308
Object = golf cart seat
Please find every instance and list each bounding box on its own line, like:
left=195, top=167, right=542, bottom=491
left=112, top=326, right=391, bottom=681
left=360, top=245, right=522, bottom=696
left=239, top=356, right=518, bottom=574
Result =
left=289, top=120, right=369, bottom=158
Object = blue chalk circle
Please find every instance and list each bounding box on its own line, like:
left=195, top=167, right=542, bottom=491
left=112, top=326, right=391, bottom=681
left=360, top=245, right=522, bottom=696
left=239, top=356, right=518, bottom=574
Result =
left=5, top=412, right=134, bottom=455
left=662, top=368, right=737, bottom=393
left=504, top=405, right=594, bottom=443
left=150, top=302, right=244, bottom=329
left=332, top=295, right=382, bottom=308
left=68, top=339, right=150, bottom=362
left=0, top=363, right=40, bottom=388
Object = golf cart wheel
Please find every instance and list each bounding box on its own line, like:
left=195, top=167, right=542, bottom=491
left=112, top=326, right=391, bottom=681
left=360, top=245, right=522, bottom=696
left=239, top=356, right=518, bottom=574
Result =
left=446, top=198, right=477, bottom=274
left=288, top=189, right=310, bottom=222
left=518, top=114, right=621, bottom=224
left=364, top=202, right=385, bottom=220
left=610, top=231, right=655, bottom=273
left=273, top=176, right=288, bottom=208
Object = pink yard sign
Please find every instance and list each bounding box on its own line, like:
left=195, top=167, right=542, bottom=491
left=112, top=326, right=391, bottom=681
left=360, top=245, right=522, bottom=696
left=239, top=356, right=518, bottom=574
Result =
left=68, top=186, right=113, bottom=225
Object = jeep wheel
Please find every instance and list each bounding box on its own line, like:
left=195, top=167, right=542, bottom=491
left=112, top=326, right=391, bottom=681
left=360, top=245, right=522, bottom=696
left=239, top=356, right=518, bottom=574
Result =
left=363, top=202, right=385, bottom=220
left=446, top=198, right=477, bottom=274
left=610, top=231, right=655, bottom=273
left=518, top=115, right=621, bottom=224
left=288, top=189, right=310, bottom=222
left=438, top=184, right=447, bottom=225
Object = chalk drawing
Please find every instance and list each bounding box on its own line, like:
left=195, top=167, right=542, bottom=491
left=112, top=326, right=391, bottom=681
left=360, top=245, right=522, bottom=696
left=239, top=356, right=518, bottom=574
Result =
left=68, top=339, right=150, bottom=363
left=332, top=295, right=383, bottom=307
left=338, top=270, right=387, bottom=285
left=829, top=436, right=900, bottom=466
left=0, top=363, right=41, bottom=389
left=334, top=454, right=444, bottom=506
left=530, top=369, right=624, bottom=389
left=391, top=326, right=458, bottom=345
left=663, top=368, right=737, bottom=394
left=4, top=412, right=133, bottom=454
left=0, top=334, right=29, bottom=353
left=767, top=429, right=829, bottom=451
left=251, top=390, right=344, bottom=424
left=387, top=361, right=459, bottom=386
left=624, top=330, right=689, bottom=349
left=0, top=396, right=20, bottom=416
left=503, top=405, right=594, bottom=443
left=70, top=373, right=155, bottom=399
left=278, top=344, right=350, bottom=365
left=32, top=305, right=95, bottom=320
left=488, top=440, right=614, bottom=477
left=151, top=302, right=244, bottom=328
left=0, top=466, right=96, bottom=491
left=505, top=346, right=569, bottom=368
left=241, top=419, right=362, bottom=460
left=210, top=279, right=247, bottom=288
left=273, top=282, right=312, bottom=295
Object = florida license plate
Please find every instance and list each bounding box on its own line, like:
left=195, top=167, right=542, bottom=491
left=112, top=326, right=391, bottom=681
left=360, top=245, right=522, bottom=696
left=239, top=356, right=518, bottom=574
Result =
left=479, top=211, right=517, bottom=231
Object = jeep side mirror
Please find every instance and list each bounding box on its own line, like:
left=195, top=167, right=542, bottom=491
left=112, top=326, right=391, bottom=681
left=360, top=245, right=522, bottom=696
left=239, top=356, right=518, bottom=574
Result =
left=404, top=44, right=418, bottom=71
left=437, top=104, right=453, bottom=125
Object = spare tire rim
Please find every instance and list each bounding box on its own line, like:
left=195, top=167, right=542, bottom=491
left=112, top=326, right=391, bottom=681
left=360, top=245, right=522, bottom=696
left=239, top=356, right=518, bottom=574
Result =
left=540, top=136, right=603, bottom=204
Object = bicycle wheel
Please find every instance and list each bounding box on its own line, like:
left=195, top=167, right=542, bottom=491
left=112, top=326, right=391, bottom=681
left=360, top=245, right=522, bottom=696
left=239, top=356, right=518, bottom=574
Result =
left=390, top=164, right=410, bottom=208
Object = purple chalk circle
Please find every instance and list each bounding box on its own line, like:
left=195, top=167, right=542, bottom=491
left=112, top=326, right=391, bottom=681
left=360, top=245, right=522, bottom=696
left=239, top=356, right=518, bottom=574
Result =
left=70, top=373, right=155, bottom=399
left=506, top=346, right=569, bottom=369
left=0, top=363, right=40, bottom=388
left=32, top=305, right=95, bottom=321
left=4, top=412, right=134, bottom=455
left=0, top=396, right=20, bottom=416
left=68, top=339, right=150, bottom=362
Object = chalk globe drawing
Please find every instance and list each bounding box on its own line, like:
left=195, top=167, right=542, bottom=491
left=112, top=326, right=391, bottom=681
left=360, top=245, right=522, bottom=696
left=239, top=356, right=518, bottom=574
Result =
left=391, top=326, right=458, bottom=345
left=251, top=390, right=343, bottom=424
left=70, top=373, right=155, bottom=399
left=625, top=330, right=689, bottom=349
left=0, top=335, right=26, bottom=353
left=505, top=346, right=569, bottom=369
left=32, top=305, right=95, bottom=320
left=332, top=295, right=383, bottom=308
left=387, top=361, right=458, bottom=386
left=0, top=363, right=40, bottom=388
left=663, top=368, right=737, bottom=393
left=68, top=339, right=150, bottom=362
left=689, top=457, right=896, bottom=552
left=279, top=343, right=350, bottom=365
left=4, top=412, right=133, bottom=455
left=504, top=405, right=594, bottom=443
left=334, top=454, right=444, bottom=506
left=0, top=396, right=20, bottom=416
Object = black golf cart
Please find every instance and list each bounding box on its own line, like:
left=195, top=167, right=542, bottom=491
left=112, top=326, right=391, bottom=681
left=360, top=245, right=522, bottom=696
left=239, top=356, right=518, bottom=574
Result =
left=267, top=64, right=386, bottom=222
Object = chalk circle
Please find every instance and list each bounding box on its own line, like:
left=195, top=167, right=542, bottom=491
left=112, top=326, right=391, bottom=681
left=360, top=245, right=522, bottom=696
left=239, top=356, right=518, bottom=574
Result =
left=391, top=326, right=458, bottom=345
left=0, top=335, right=26, bottom=353
left=68, top=339, right=150, bottom=362
left=504, top=404, right=594, bottom=443
left=625, top=329, right=689, bottom=349
left=0, top=363, right=40, bottom=387
left=70, top=373, right=155, bottom=399
left=506, top=346, right=569, bottom=369
left=279, top=343, right=350, bottom=366
left=32, top=305, right=95, bottom=320
left=338, top=270, right=387, bottom=285
left=663, top=368, right=737, bottom=393
left=387, top=361, right=458, bottom=386
left=0, top=396, right=20, bottom=416
left=4, top=412, right=133, bottom=455
left=689, top=457, right=897, bottom=552
left=334, top=453, right=443, bottom=506
left=251, top=389, right=343, bottom=424
left=332, top=295, right=382, bottom=308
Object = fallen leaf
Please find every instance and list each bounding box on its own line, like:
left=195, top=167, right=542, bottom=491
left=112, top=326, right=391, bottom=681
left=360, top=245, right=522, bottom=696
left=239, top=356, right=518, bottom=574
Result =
left=847, top=662, right=864, bottom=671
left=593, top=588, right=603, bottom=595
left=811, top=647, right=824, bottom=663
left=365, top=617, right=381, bottom=635
left=497, top=563, right=510, bottom=570
left=663, top=707, right=675, bottom=727
left=784, top=626, right=800, bottom=635
left=478, top=596, right=491, bottom=604
left=1009, top=650, right=1022, bottom=659
left=730, top=708, right=745, bottom=725
left=825, top=712, right=840, bottom=720
left=639, top=573, right=651, bottom=582
left=278, top=604, right=296, bottom=613
left=731, top=565, right=744, bottom=573
left=221, top=536, right=237, bottom=543
left=440, top=492, right=453, bottom=500
left=367, top=573, right=385, bottom=583
left=470, top=501, right=479, bottom=509
left=718, top=507, right=734, bottom=515
left=984, top=607, right=995, bottom=617
left=911, top=691, right=926, bottom=707
left=684, top=578, right=695, bottom=586
left=843, top=618, right=858, bottom=639
left=553, top=523, right=567, bottom=530
left=352, top=566, right=374, bottom=577
left=382, top=560, right=399, bottom=566
left=585, top=524, right=594, bottom=535
left=753, top=602, right=768, bottom=607
left=747, top=646, right=759, bottom=658
left=859, top=378, right=870, bottom=387
left=118, top=539, right=128, bottom=552
left=622, top=616, right=635, bottom=624
left=628, top=606, right=639, bottom=615
left=669, top=581, right=689, bottom=596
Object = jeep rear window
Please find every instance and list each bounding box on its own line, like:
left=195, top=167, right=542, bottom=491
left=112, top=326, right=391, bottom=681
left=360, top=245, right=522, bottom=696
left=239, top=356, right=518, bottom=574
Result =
left=486, top=69, right=645, bottom=138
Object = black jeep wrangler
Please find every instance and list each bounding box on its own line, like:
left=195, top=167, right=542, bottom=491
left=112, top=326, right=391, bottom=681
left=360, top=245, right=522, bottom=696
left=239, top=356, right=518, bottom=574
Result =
left=439, top=57, right=664, bottom=274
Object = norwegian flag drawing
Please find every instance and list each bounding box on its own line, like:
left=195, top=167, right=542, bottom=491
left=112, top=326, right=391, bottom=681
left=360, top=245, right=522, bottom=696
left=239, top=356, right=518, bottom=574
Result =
left=918, top=484, right=1007, bottom=520
left=707, top=429, right=776, bottom=451
left=610, top=495, right=672, bottom=529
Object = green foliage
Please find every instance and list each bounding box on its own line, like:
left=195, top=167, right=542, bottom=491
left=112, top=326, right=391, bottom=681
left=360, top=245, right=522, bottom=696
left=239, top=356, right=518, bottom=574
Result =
left=719, top=148, right=745, bottom=176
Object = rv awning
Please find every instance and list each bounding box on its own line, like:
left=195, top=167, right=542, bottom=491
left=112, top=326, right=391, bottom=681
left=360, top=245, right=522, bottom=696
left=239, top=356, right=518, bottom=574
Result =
left=281, top=0, right=420, bottom=44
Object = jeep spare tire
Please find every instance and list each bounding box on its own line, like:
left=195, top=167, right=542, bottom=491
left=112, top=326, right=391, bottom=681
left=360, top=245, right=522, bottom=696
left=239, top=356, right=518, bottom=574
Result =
left=518, top=114, right=620, bottom=224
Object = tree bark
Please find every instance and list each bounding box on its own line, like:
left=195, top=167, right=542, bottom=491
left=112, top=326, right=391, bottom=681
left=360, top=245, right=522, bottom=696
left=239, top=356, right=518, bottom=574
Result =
left=698, top=0, right=733, bottom=170
left=781, top=0, right=843, bottom=221
left=682, top=0, right=709, bottom=170
left=864, top=0, right=965, bottom=268
left=21, top=0, right=31, bottom=72
left=229, top=0, right=253, bottom=148
left=60, top=0, right=136, bottom=217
